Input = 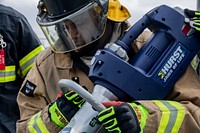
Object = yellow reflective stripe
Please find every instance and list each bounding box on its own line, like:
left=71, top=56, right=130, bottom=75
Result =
left=20, top=62, right=34, bottom=77
left=28, top=112, right=49, bottom=133
left=0, top=66, right=16, bottom=82
left=195, top=12, right=200, bottom=16
left=36, top=113, right=50, bottom=133
left=0, top=75, right=16, bottom=82
left=153, top=100, right=170, bottom=133
left=168, top=101, right=186, bottom=133
left=153, top=100, right=186, bottom=133
left=19, top=45, right=44, bottom=67
left=19, top=45, right=44, bottom=77
left=28, top=113, right=39, bottom=133
left=1, top=65, right=15, bottom=71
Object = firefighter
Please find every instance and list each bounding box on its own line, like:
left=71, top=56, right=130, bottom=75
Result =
left=16, top=0, right=200, bottom=133
left=0, top=4, right=44, bottom=133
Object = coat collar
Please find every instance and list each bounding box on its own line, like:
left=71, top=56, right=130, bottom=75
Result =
left=54, top=52, right=73, bottom=69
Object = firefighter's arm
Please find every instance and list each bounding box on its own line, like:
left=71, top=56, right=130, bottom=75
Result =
left=17, top=62, right=85, bottom=133
left=17, top=14, right=44, bottom=78
left=16, top=61, right=59, bottom=133
left=98, top=65, right=200, bottom=133
left=140, top=65, right=200, bottom=132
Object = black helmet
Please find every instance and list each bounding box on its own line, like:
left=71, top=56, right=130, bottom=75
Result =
left=37, top=0, right=108, bottom=53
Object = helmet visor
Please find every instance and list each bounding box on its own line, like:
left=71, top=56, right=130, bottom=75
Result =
left=38, top=2, right=107, bottom=53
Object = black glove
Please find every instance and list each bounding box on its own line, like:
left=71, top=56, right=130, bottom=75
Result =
left=49, top=91, right=85, bottom=128
left=184, top=9, right=200, bottom=31
left=98, top=103, right=141, bottom=133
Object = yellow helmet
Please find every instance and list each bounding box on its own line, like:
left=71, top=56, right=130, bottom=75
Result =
left=108, top=0, right=131, bottom=22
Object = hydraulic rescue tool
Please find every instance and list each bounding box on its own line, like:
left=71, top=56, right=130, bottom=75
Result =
left=59, top=5, right=200, bottom=133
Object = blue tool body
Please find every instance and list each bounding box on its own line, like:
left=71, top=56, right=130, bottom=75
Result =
left=89, top=5, right=200, bottom=100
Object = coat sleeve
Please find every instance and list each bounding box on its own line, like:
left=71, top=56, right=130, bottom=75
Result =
left=135, top=65, right=200, bottom=133
left=16, top=57, right=62, bottom=133
left=132, top=31, right=200, bottom=132
left=16, top=15, right=44, bottom=77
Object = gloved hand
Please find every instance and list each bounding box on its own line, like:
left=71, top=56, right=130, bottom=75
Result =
left=97, top=102, right=141, bottom=133
left=184, top=9, right=200, bottom=31
left=49, top=91, right=85, bottom=128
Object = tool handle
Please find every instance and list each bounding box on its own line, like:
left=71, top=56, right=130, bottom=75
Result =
left=58, top=79, right=106, bottom=112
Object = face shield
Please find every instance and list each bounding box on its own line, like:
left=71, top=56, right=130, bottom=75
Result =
left=38, top=2, right=107, bottom=53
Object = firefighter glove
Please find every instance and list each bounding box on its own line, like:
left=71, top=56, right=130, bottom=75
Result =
left=98, top=102, right=141, bottom=133
left=184, top=9, right=200, bottom=31
left=49, top=91, right=85, bottom=128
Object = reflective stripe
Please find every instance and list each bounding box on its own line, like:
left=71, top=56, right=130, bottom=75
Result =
left=19, top=45, right=44, bottom=77
left=28, top=113, right=41, bottom=133
left=168, top=101, right=186, bottom=133
left=28, top=112, right=49, bottom=133
left=153, top=100, right=186, bottom=133
left=195, top=12, right=200, bottom=16
left=0, top=66, right=16, bottom=82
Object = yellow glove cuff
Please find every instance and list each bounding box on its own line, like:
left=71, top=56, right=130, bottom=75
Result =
left=128, top=102, right=149, bottom=132
left=49, top=102, right=68, bottom=128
